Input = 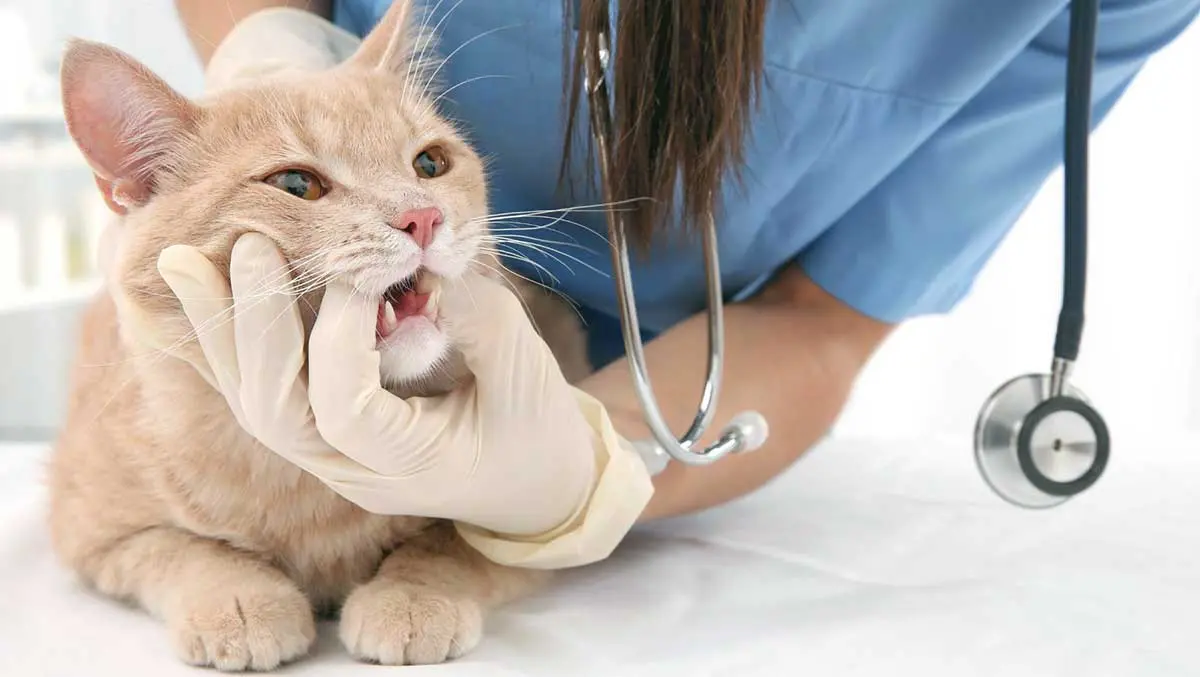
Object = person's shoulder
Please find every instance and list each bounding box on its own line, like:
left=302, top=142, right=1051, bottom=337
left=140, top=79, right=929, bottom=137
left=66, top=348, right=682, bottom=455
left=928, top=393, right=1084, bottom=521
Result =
left=331, top=0, right=398, bottom=37
left=762, top=1, right=1069, bottom=105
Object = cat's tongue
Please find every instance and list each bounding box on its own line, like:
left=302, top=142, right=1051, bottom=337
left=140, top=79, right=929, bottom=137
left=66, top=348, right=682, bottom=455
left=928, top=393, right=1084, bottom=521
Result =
left=377, top=291, right=431, bottom=338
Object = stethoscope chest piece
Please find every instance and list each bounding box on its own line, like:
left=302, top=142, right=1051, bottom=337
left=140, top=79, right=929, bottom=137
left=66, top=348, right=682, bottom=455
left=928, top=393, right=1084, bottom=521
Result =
left=974, top=374, right=1110, bottom=508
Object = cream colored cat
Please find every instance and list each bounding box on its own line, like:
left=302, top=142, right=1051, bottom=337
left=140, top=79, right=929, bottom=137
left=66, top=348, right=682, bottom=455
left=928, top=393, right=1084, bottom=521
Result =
left=47, top=2, right=591, bottom=671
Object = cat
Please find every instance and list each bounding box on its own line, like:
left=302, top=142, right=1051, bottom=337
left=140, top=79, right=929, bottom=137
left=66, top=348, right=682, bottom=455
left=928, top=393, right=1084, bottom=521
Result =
left=46, top=1, right=592, bottom=671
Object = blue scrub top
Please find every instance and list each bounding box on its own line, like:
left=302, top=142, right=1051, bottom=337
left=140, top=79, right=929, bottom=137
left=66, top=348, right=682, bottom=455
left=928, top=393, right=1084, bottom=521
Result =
left=334, top=0, right=1198, bottom=369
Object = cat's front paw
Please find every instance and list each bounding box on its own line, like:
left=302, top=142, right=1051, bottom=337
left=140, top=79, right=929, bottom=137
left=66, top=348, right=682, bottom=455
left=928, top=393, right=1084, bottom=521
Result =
left=168, top=580, right=316, bottom=672
left=339, top=582, right=483, bottom=665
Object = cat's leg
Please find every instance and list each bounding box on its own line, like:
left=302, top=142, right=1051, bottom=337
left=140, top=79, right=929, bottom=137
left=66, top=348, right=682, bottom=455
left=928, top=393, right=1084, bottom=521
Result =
left=80, top=525, right=316, bottom=671
left=339, top=522, right=548, bottom=665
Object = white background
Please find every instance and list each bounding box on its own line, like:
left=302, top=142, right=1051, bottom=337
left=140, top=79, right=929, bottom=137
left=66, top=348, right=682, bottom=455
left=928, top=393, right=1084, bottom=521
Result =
left=835, top=16, right=1200, bottom=453
left=0, top=2, right=1197, bottom=452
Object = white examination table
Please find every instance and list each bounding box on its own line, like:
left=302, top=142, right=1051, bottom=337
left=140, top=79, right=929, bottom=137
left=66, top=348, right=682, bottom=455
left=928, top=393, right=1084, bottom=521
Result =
left=2, top=431, right=1197, bottom=676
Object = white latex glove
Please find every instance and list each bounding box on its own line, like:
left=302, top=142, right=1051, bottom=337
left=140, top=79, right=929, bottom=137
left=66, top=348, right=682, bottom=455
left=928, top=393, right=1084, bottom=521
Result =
left=154, top=234, right=654, bottom=569
left=203, top=8, right=362, bottom=92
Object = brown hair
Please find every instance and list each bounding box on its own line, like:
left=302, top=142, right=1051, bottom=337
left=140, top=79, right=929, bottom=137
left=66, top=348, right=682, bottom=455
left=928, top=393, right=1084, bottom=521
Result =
left=560, top=0, right=769, bottom=247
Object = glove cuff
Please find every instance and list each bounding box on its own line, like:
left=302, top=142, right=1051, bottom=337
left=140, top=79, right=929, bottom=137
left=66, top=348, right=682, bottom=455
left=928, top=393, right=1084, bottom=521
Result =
left=453, top=389, right=655, bottom=569
left=205, top=7, right=362, bottom=92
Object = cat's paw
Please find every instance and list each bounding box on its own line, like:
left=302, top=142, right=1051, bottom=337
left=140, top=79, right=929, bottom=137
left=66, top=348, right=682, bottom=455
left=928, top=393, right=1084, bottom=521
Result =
left=168, top=580, right=316, bottom=672
left=339, top=582, right=483, bottom=665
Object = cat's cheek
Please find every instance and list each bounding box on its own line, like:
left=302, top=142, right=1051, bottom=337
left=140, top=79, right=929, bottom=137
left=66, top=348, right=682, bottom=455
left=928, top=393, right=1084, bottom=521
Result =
left=421, top=225, right=482, bottom=278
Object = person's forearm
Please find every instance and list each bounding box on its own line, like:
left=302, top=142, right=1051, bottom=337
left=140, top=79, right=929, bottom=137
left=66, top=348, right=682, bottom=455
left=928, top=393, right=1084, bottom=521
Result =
left=174, top=0, right=331, bottom=65
left=580, top=266, right=894, bottom=522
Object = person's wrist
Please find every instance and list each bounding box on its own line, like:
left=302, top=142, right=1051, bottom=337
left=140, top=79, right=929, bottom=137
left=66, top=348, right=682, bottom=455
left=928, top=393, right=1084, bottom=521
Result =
left=205, top=7, right=361, bottom=92
left=452, top=390, right=654, bottom=569
left=504, top=418, right=605, bottom=542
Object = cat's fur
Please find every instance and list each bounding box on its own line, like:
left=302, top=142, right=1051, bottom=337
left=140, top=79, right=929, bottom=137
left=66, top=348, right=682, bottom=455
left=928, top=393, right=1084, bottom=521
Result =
left=47, top=3, right=591, bottom=671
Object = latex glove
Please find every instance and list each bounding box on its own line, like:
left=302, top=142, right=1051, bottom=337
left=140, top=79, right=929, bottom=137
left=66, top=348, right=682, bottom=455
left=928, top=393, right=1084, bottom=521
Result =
left=204, top=7, right=362, bottom=92
left=95, top=8, right=360, bottom=277
left=155, top=234, right=654, bottom=568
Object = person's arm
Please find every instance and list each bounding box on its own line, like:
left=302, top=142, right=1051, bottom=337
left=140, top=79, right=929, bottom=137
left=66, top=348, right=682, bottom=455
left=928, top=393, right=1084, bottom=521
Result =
left=175, top=0, right=331, bottom=65
left=592, top=0, right=1198, bottom=523
left=583, top=267, right=893, bottom=522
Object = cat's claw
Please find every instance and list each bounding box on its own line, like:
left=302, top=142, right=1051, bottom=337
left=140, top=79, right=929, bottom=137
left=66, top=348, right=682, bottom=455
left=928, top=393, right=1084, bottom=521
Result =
left=339, top=583, right=483, bottom=665
left=168, top=584, right=316, bottom=672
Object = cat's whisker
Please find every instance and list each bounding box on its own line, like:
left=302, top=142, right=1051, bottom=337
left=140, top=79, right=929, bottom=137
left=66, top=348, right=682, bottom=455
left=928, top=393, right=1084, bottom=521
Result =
left=476, top=243, right=561, bottom=285
left=489, top=233, right=603, bottom=262
left=462, top=259, right=538, bottom=331
left=474, top=211, right=606, bottom=226
left=485, top=224, right=596, bottom=251
left=78, top=360, right=161, bottom=435
left=425, top=74, right=515, bottom=114
left=297, top=293, right=321, bottom=318
left=157, top=264, right=331, bottom=360
left=483, top=216, right=589, bottom=235
left=414, top=23, right=520, bottom=108
left=466, top=202, right=648, bottom=248
left=477, top=210, right=611, bottom=232
left=481, top=219, right=615, bottom=253
left=468, top=258, right=586, bottom=326
left=484, top=237, right=578, bottom=276
left=479, top=218, right=608, bottom=247
left=77, top=292, right=266, bottom=387
left=131, top=270, right=313, bottom=306
left=467, top=197, right=652, bottom=222
left=288, top=268, right=340, bottom=297
left=224, top=246, right=330, bottom=299
left=483, top=234, right=611, bottom=279
left=254, top=278, right=332, bottom=346
left=403, top=0, right=460, bottom=107
left=138, top=262, right=330, bottom=365
left=479, top=221, right=605, bottom=248
left=253, top=264, right=327, bottom=300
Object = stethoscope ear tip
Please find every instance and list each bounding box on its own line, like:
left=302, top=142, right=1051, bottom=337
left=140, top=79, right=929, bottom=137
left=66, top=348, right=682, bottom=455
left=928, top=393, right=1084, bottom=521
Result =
left=726, top=411, right=769, bottom=452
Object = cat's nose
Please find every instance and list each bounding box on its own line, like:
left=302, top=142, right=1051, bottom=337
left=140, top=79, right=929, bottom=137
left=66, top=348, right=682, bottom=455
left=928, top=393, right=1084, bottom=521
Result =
left=391, top=207, right=443, bottom=249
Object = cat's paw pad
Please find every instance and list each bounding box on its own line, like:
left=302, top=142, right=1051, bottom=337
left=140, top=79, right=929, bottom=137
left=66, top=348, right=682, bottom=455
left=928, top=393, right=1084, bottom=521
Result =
left=339, top=583, right=483, bottom=665
left=169, top=583, right=316, bottom=672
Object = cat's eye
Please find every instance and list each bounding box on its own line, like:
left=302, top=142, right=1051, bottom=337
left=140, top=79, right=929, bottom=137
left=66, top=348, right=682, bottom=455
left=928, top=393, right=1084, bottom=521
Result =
left=413, top=146, right=451, bottom=179
left=263, top=169, right=326, bottom=200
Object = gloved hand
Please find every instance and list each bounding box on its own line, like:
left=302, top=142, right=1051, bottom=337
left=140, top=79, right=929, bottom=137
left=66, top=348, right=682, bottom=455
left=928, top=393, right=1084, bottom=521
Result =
left=154, top=234, right=654, bottom=568
left=99, top=7, right=654, bottom=568
left=203, top=7, right=361, bottom=92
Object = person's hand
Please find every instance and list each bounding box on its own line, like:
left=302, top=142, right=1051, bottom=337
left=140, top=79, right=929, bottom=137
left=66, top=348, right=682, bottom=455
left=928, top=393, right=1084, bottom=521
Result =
left=153, top=233, right=653, bottom=568
left=203, top=8, right=361, bottom=92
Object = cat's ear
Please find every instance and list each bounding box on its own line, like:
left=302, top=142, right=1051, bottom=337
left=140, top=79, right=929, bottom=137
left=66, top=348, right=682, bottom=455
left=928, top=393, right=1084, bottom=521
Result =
left=60, top=39, right=200, bottom=213
left=346, top=0, right=435, bottom=78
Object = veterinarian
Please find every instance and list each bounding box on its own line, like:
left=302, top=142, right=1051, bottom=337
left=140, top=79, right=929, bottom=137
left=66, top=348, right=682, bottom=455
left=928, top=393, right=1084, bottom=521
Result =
left=131, top=0, right=1198, bottom=568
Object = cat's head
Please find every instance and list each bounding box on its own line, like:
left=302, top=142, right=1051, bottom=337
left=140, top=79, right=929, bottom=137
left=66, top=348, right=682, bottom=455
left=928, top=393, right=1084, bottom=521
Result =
left=61, top=1, right=490, bottom=389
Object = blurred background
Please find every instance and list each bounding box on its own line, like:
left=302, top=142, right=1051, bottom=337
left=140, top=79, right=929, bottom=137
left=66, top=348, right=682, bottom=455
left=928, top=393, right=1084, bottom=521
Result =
left=0, top=1, right=202, bottom=440
left=0, top=3, right=1196, bottom=474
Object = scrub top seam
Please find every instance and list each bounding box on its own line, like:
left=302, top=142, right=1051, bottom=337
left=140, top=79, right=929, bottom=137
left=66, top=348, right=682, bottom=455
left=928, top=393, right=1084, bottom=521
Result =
left=763, top=60, right=967, bottom=110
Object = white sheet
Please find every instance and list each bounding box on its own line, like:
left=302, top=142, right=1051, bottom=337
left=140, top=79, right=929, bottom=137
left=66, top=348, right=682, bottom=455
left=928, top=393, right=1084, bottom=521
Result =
left=3, top=432, right=1198, bottom=677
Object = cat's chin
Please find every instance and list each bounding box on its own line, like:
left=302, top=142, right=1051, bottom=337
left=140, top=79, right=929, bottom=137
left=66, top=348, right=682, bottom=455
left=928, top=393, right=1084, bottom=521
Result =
left=376, top=318, right=453, bottom=387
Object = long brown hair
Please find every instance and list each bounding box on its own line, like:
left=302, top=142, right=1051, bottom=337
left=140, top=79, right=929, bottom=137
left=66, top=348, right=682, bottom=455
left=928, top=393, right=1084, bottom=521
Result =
left=560, top=0, right=769, bottom=248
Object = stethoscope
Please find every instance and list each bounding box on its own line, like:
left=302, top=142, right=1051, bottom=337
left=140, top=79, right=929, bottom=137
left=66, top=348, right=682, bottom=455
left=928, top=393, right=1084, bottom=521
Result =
left=575, top=0, right=1109, bottom=509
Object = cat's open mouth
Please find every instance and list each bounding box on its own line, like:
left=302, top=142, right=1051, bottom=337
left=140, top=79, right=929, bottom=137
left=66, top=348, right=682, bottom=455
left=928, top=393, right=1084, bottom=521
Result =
left=376, top=269, right=441, bottom=341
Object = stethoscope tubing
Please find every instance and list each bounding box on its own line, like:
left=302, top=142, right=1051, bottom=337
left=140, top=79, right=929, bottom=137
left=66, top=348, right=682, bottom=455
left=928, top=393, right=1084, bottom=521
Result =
left=572, top=0, right=1107, bottom=503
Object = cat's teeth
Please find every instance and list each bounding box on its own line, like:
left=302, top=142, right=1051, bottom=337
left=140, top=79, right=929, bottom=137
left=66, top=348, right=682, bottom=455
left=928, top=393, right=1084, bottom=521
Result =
left=427, top=286, right=441, bottom=315
left=384, top=302, right=398, bottom=330
left=415, top=271, right=436, bottom=294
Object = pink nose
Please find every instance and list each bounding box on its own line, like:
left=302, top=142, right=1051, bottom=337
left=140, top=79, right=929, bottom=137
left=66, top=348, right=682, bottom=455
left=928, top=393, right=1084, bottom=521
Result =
left=391, top=207, right=443, bottom=249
